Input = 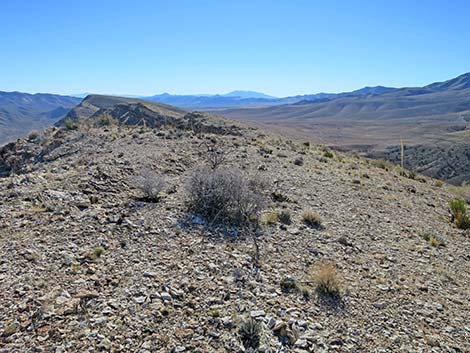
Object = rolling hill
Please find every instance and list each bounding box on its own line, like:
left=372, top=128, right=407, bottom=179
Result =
left=215, top=73, right=470, bottom=184
left=0, top=91, right=81, bottom=145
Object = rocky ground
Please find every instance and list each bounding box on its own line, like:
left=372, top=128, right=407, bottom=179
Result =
left=0, top=112, right=469, bottom=352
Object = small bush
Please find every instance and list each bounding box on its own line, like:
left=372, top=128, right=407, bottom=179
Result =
left=98, top=113, right=117, bottom=126
left=323, top=150, right=334, bottom=159
left=87, top=247, right=104, bottom=261
left=238, top=320, right=261, bottom=350
left=64, top=118, right=77, bottom=131
left=371, top=158, right=394, bottom=171
left=262, top=212, right=278, bottom=225
left=302, top=210, right=323, bottom=228
left=278, top=210, right=292, bottom=225
left=186, top=167, right=267, bottom=226
left=311, top=262, right=341, bottom=297
left=209, top=308, right=221, bottom=318
left=449, top=199, right=470, bottom=229
left=27, top=130, right=41, bottom=142
left=280, top=277, right=298, bottom=293
left=134, top=169, right=165, bottom=202
left=259, top=145, right=273, bottom=155
left=294, top=157, right=304, bottom=166
left=422, top=233, right=445, bottom=247
left=271, top=191, right=290, bottom=203
left=203, top=141, right=230, bottom=169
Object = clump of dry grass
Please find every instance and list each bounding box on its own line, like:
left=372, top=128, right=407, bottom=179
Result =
left=422, top=233, right=445, bottom=247
left=302, top=210, right=323, bottom=228
left=310, top=262, right=342, bottom=297
left=261, top=212, right=278, bottom=225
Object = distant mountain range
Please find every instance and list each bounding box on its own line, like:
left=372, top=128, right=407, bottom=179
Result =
left=69, top=87, right=396, bottom=110
left=0, top=91, right=81, bottom=144
left=215, top=72, right=470, bottom=184
left=218, top=73, right=470, bottom=128
left=142, top=87, right=396, bottom=109
left=2, top=72, right=470, bottom=154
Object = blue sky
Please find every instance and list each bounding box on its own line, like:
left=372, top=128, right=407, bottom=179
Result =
left=1, top=0, right=470, bottom=97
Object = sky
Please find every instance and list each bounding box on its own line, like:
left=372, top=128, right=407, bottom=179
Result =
left=1, top=0, right=470, bottom=97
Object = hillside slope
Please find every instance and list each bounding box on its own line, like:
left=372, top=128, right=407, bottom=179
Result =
left=0, top=99, right=468, bottom=352
left=0, top=91, right=81, bottom=145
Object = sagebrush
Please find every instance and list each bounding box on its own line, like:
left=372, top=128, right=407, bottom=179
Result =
left=134, top=169, right=165, bottom=201
left=186, top=167, right=267, bottom=226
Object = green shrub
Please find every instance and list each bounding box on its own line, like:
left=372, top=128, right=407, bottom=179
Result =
left=280, top=277, right=298, bottom=293
left=98, top=113, right=117, bottom=126
left=64, top=118, right=77, bottom=131
left=449, top=199, right=470, bottom=229
left=238, top=320, right=261, bottom=350
left=323, top=150, right=334, bottom=158
left=278, top=210, right=292, bottom=225
left=371, top=158, right=394, bottom=171
left=87, top=247, right=104, bottom=261
left=422, top=233, right=445, bottom=247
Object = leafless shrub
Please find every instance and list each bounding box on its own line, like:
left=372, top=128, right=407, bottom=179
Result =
left=203, top=141, right=231, bottom=169
left=134, top=169, right=165, bottom=201
left=185, top=167, right=267, bottom=226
